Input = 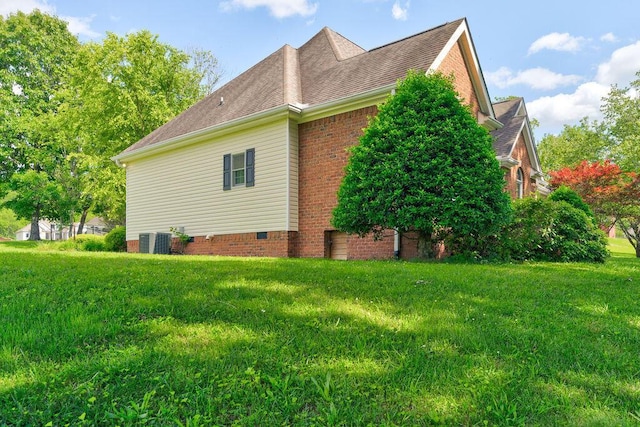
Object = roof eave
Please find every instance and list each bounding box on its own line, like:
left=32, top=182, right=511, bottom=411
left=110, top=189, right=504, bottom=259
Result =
left=113, top=104, right=302, bottom=164
left=481, top=116, right=503, bottom=131
left=298, top=84, right=395, bottom=123
left=430, top=19, right=496, bottom=120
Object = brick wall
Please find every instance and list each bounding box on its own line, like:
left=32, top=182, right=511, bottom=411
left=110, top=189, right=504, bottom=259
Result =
left=504, top=133, right=536, bottom=199
left=127, top=239, right=139, bottom=253
left=297, top=42, right=487, bottom=260
left=297, top=106, right=395, bottom=259
left=438, top=41, right=481, bottom=118
left=127, top=231, right=297, bottom=257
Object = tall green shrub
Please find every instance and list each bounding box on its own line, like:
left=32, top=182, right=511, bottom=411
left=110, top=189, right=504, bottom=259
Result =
left=332, top=71, right=511, bottom=258
left=501, top=198, right=608, bottom=262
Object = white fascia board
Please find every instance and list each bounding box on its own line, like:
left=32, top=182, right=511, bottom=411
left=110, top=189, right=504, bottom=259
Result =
left=298, top=84, right=395, bottom=123
left=112, top=104, right=302, bottom=164
left=430, top=19, right=496, bottom=120
left=537, top=182, right=552, bottom=196
left=523, top=118, right=543, bottom=173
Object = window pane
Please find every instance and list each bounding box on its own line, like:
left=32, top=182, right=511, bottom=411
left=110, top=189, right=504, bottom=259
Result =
left=234, top=170, right=245, bottom=185
left=232, top=153, right=245, bottom=186
left=232, top=153, right=245, bottom=170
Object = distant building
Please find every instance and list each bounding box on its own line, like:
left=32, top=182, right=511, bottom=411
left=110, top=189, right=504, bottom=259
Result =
left=15, top=218, right=108, bottom=241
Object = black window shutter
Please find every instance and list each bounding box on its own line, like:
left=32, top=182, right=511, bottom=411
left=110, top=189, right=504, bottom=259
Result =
left=245, top=148, right=255, bottom=187
left=223, top=153, right=231, bottom=191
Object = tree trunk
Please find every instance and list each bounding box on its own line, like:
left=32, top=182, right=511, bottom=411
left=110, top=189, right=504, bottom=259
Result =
left=76, top=207, right=89, bottom=236
left=417, top=231, right=438, bottom=259
left=29, top=206, right=41, bottom=241
left=619, top=218, right=640, bottom=258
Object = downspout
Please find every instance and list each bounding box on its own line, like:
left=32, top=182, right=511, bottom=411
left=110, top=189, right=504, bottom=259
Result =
left=394, top=229, right=400, bottom=259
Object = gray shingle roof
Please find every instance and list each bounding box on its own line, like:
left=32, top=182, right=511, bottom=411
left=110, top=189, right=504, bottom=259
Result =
left=491, top=98, right=524, bottom=157
left=122, top=19, right=466, bottom=154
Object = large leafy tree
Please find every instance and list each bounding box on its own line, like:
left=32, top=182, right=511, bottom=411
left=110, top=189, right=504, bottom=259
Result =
left=538, top=71, right=640, bottom=254
left=601, top=71, right=640, bottom=172
left=538, top=71, right=640, bottom=173
left=60, top=31, right=220, bottom=225
left=2, top=170, right=65, bottom=231
left=537, top=118, right=608, bottom=173
left=0, top=10, right=80, bottom=239
left=332, top=71, right=512, bottom=258
left=550, top=160, right=640, bottom=257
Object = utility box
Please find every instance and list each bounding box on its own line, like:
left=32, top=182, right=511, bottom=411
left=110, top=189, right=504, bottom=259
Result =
left=154, top=232, right=171, bottom=254
left=139, top=232, right=172, bottom=254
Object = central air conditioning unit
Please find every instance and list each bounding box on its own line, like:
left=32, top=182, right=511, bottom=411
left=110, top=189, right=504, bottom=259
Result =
left=138, top=232, right=172, bottom=254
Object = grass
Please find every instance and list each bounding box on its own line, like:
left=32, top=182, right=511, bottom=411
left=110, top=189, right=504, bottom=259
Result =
left=0, top=239, right=638, bottom=426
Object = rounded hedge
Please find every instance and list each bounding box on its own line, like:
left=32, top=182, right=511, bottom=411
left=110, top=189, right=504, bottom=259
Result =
left=548, top=185, right=595, bottom=221
left=500, top=197, right=609, bottom=263
left=104, top=226, right=127, bottom=252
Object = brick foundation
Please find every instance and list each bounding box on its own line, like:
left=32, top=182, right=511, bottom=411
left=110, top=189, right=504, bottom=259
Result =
left=127, top=231, right=297, bottom=257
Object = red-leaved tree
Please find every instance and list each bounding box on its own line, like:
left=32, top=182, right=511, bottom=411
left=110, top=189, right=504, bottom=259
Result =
left=550, top=160, right=640, bottom=257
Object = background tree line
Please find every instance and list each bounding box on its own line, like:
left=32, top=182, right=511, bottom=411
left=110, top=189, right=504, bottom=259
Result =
left=0, top=10, right=220, bottom=240
left=538, top=72, right=640, bottom=257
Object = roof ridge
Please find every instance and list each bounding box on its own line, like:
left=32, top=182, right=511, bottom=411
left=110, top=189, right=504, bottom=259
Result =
left=492, top=97, right=522, bottom=106
left=369, top=18, right=466, bottom=53
left=283, top=44, right=302, bottom=105
left=321, top=27, right=366, bottom=61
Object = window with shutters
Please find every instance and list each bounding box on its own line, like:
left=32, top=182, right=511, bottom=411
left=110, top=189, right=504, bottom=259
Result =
left=223, top=148, right=255, bottom=191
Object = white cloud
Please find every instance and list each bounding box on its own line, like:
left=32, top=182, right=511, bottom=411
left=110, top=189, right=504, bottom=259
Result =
left=486, top=66, right=582, bottom=91
left=220, top=0, right=318, bottom=18
left=528, top=82, right=609, bottom=130
left=527, top=40, right=640, bottom=134
left=0, top=0, right=54, bottom=16
left=1, top=0, right=99, bottom=38
left=391, top=0, right=410, bottom=21
left=528, top=32, right=586, bottom=55
left=600, top=32, right=618, bottom=43
left=62, top=15, right=100, bottom=38
left=595, top=40, right=640, bottom=85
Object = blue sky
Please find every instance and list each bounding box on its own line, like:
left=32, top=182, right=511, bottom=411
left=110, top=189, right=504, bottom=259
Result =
left=3, top=0, right=639, bottom=139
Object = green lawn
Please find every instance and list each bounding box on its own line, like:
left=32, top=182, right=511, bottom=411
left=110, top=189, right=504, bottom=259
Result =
left=0, top=240, right=638, bottom=426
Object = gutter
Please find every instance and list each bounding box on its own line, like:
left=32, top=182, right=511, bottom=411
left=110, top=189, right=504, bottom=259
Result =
left=112, top=104, right=303, bottom=164
left=299, top=84, right=395, bottom=123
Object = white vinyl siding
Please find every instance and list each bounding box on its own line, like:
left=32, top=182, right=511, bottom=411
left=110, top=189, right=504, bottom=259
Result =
left=125, top=119, right=298, bottom=240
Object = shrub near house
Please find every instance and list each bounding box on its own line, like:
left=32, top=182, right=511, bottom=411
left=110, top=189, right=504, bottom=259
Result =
left=332, top=71, right=511, bottom=259
left=500, top=197, right=609, bottom=262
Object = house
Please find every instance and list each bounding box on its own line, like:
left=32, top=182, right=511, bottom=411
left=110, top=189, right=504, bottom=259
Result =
left=15, top=221, right=52, bottom=241
left=492, top=97, right=549, bottom=199
left=15, top=218, right=109, bottom=241
left=113, top=18, right=547, bottom=260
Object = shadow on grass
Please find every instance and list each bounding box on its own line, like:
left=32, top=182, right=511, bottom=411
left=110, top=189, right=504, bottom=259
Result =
left=0, top=249, right=639, bottom=425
